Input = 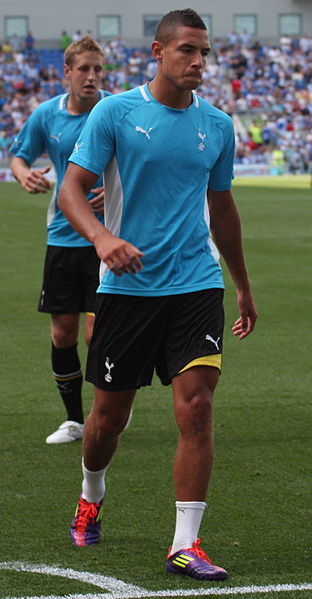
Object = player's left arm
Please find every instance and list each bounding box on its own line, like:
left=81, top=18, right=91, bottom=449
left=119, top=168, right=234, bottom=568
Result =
left=208, top=188, right=258, bottom=339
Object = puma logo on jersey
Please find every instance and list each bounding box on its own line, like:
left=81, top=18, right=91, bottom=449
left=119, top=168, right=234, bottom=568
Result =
left=135, top=126, right=153, bottom=139
left=205, top=334, right=220, bottom=351
left=50, top=133, right=62, bottom=143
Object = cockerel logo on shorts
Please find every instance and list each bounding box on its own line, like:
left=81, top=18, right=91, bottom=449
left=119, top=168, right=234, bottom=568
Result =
left=104, top=357, right=114, bottom=382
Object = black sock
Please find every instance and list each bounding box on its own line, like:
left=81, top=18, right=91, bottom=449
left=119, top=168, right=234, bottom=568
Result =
left=51, top=343, right=84, bottom=424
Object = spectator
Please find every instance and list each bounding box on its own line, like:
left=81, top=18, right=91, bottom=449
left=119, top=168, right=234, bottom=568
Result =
left=239, top=29, right=251, bottom=47
left=248, top=120, right=263, bottom=146
left=299, top=34, right=312, bottom=55
left=280, top=34, right=292, bottom=54
left=2, top=40, right=13, bottom=58
left=25, top=31, right=35, bottom=55
left=128, top=49, right=143, bottom=76
left=231, top=77, right=241, bottom=99
left=60, top=31, right=72, bottom=52
left=227, top=30, right=239, bottom=46
left=9, top=34, right=21, bottom=52
left=271, top=146, right=285, bottom=174
left=73, top=30, right=82, bottom=42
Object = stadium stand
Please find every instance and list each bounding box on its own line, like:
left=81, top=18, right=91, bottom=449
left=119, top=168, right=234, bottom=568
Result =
left=1, top=35, right=311, bottom=174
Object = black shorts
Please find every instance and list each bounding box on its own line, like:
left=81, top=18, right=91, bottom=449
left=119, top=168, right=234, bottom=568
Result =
left=86, top=289, right=224, bottom=390
left=38, top=245, right=100, bottom=314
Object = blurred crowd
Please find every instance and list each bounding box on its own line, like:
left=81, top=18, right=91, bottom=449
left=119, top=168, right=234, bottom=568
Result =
left=0, top=29, right=312, bottom=174
left=206, top=31, right=312, bottom=174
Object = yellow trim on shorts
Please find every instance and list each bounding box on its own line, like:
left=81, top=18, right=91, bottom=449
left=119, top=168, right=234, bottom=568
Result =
left=179, top=354, right=222, bottom=373
left=86, top=312, right=95, bottom=317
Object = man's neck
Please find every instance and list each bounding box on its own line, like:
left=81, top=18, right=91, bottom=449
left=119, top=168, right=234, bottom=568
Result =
left=148, top=79, right=193, bottom=110
left=67, top=93, right=99, bottom=115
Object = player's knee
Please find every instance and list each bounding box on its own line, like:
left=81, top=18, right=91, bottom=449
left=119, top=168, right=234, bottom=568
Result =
left=191, top=392, right=213, bottom=425
left=177, top=391, right=214, bottom=436
left=94, top=410, right=128, bottom=439
left=51, top=325, right=77, bottom=347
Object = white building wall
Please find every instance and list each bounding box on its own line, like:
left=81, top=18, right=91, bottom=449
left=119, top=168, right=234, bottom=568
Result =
left=0, top=0, right=311, bottom=45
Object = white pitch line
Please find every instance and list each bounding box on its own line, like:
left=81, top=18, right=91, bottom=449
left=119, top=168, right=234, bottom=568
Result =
left=136, top=584, right=312, bottom=597
left=0, top=562, right=312, bottom=599
left=3, top=587, right=312, bottom=599
left=0, top=561, right=145, bottom=595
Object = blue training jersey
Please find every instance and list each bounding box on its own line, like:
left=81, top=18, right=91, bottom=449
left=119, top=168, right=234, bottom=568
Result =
left=10, top=91, right=109, bottom=247
left=69, top=84, right=235, bottom=296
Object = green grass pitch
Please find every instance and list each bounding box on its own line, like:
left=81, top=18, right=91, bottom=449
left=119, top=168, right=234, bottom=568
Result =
left=0, top=178, right=311, bottom=598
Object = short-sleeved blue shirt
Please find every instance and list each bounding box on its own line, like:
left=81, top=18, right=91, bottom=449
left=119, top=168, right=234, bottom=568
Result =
left=10, top=91, right=109, bottom=246
left=69, top=84, right=235, bottom=295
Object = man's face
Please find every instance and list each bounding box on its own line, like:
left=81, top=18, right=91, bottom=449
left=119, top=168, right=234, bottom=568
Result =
left=64, top=51, right=104, bottom=101
left=153, top=26, right=210, bottom=91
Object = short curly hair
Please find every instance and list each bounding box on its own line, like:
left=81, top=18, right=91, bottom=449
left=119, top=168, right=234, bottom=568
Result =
left=155, top=9, right=207, bottom=45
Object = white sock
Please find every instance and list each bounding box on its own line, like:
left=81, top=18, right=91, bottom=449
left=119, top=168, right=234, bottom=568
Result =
left=170, top=501, right=206, bottom=555
left=81, top=460, right=107, bottom=504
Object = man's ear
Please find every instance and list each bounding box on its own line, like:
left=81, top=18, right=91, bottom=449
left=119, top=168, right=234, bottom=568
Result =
left=151, top=40, right=164, bottom=61
left=63, top=63, right=71, bottom=78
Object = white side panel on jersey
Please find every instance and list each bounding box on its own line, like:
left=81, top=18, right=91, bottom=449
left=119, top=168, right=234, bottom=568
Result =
left=204, top=196, right=220, bottom=263
left=100, top=156, right=124, bottom=281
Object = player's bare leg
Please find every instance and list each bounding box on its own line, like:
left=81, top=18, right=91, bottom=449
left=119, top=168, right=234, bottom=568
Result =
left=51, top=313, right=80, bottom=348
left=166, top=366, right=226, bottom=581
left=172, top=365, right=218, bottom=501
left=70, top=387, right=135, bottom=546
left=83, top=387, right=136, bottom=471
left=84, top=312, right=95, bottom=346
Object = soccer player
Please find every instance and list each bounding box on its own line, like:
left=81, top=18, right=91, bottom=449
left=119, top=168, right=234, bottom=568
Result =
left=10, top=37, right=110, bottom=444
left=59, top=9, right=257, bottom=580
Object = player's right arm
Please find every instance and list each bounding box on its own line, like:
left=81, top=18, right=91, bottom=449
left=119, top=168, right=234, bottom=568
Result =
left=10, top=104, right=52, bottom=194
left=11, top=156, right=52, bottom=194
left=59, top=162, right=143, bottom=276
